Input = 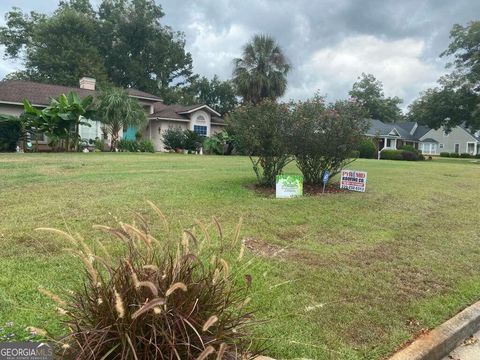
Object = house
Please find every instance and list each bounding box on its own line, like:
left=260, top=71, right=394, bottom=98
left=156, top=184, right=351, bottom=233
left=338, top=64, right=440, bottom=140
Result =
left=0, top=78, right=225, bottom=151
left=365, top=119, right=480, bottom=156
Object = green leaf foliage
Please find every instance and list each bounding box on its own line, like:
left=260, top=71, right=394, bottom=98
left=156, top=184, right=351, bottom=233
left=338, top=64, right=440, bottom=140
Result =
left=0, top=0, right=193, bottom=94
left=233, top=34, right=290, bottom=104
left=349, top=73, right=403, bottom=123
left=95, top=87, right=147, bottom=150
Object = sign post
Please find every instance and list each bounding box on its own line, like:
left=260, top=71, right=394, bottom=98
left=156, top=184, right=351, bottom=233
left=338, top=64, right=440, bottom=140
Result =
left=340, top=170, right=367, bottom=192
left=322, top=170, right=330, bottom=194
left=276, top=175, right=303, bottom=198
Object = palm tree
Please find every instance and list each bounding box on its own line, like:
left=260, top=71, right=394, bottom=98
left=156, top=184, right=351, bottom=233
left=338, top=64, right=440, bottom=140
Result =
left=233, top=34, right=290, bottom=104
left=96, top=87, right=147, bottom=150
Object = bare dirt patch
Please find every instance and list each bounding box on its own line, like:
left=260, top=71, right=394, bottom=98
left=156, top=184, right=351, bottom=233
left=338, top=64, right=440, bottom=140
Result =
left=244, top=237, right=288, bottom=258
left=243, top=236, right=336, bottom=268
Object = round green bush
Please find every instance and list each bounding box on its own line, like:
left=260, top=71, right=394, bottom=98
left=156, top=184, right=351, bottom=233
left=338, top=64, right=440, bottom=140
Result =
left=380, top=149, right=404, bottom=160
left=399, top=145, right=419, bottom=154
left=358, top=139, right=377, bottom=158
left=440, top=152, right=450, bottom=157
left=460, top=153, right=472, bottom=158
left=401, top=150, right=419, bottom=161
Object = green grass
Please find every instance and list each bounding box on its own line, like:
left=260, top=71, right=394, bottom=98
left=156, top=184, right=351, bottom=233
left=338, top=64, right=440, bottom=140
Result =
left=0, top=153, right=479, bottom=359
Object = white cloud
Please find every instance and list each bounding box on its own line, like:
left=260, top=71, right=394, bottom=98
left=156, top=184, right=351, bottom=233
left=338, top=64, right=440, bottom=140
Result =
left=186, top=23, right=252, bottom=80
left=286, top=35, right=446, bottom=108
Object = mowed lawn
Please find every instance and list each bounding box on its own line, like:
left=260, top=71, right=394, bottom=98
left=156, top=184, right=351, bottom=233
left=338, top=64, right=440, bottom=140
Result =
left=1, top=153, right=480, bottom=359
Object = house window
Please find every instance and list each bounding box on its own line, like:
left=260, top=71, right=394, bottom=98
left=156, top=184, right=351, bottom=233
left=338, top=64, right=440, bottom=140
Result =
left=420, top=142, right=437, bottom=155
left=454, top=143, right=460, bottom=154
left=439, top=144, right=444, bottom=149
left=386, top=139, right=392, bottom=148
left=32, top=132, right=46, bottom=142
left=193, top=125, right=207, bottom=136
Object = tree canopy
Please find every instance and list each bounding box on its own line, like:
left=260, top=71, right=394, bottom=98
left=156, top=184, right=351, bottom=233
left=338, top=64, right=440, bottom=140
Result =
left=232, top=34, right=290, bottom=104
left=0, top=0, right=193, bottom=94
left=441, top=21, right=480, bottom=89
left=407, top=21, right=480, bottom=131
left=161, top=75, right=238, bottom=115
left=349, top=73, right=403, bottom=123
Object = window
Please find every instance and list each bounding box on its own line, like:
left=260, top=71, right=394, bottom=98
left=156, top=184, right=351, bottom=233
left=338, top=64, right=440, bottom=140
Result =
left=196, top=115, right=206, bottom=123
left=386, top=139, right=392, bottom=148
left=454, top=143, right=460, bottom=154
left=32, top=132, right=46, bottom=142
left=439, top=144, right=444, bottom=149
left=420, top=142, right=437, bottom=155
left=193, top=125, right=207, bottom=136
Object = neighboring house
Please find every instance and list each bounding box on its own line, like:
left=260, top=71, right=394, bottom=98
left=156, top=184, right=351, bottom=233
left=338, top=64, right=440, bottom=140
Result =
left=146, top=103, right=225, bottom=152
left=365, top=119, right=480, bottom=156
left=0, top=78, right=225, bottom=151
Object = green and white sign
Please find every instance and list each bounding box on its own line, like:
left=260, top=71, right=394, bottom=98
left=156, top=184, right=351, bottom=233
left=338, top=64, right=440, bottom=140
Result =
left=276, top=175, right=303, bottom=198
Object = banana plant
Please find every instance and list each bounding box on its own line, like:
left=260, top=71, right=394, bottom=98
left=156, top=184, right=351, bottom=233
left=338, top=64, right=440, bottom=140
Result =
left=23, top=92, right=96, bottom=151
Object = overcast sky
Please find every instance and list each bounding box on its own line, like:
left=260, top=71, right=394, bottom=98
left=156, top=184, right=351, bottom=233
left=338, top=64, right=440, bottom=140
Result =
left=1, top=0, right=479, bottom=109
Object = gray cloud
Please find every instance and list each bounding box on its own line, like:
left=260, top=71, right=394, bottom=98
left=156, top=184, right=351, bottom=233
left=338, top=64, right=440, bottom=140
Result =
left=1, top=0, right=479, bottom=109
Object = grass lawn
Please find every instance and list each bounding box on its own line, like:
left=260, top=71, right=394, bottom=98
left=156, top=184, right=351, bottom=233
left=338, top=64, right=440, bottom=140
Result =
left=1, top=153, right=480, bottom=359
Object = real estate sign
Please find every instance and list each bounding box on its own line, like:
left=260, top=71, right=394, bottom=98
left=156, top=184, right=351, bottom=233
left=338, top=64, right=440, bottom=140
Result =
left=276, top=175, right=303, bottom=198
left=340, top=170, right=367, bottom=192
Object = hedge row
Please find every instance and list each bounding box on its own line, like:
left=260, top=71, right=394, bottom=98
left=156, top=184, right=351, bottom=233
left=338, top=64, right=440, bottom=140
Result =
left=380, top=149, right=425, bottom=161
left=440, top=152, right=480, bottom=158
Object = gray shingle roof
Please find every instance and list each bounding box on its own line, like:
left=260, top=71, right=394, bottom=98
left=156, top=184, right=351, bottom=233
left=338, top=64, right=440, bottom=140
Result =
left=366, top=119, right=432, bottom=141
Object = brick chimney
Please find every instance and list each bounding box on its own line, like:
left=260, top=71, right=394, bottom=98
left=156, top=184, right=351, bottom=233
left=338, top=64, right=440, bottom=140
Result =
left=79, top=77, right=96, bottom=90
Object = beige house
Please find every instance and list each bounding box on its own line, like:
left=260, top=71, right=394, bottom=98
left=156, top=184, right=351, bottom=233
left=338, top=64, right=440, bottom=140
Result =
left=0, top=77, right=225, bottom=151
left=145, top=103, right=225, bottom=151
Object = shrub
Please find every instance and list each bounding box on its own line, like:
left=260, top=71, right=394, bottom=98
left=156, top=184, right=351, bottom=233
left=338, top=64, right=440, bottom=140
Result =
left=203, top=136, right=224, bottom=155
left=460, top=153, right=472, bottom=158
left=401, top=150, right=419, bottom=161
left=138, top=139, right=155, bottom=153
left=399, top=145, right=419, bottom=154
left=450, top=152, right=460, bottom=158
left=183, top=130, right=203, bottom=153
left=36, top=204, right=261, bottom=359
left=475, top=154, right=480, bottom=159
left=380, top=149, right=404, bottom=160
left=117, top=139, right=139, bottom=152
left=440, top=152, right=450, bottom=157
left=162, top=128, right=186, bottom=150
left=203, top=131, right=234, bottom=155
left=350, top=150, right=360, bottom=158
left=357, top=139, right=377, bottom=158
left=229, top=100, right=294, bottom=186
left=117, top=139, right=155, bottom=153
left=290, top=97, right=368, bottom=184
left=0, top=118, right=21, bottom=152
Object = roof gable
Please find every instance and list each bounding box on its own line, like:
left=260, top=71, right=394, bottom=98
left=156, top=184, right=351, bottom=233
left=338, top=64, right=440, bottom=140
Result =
left=149, top=103, right=224, bottom=123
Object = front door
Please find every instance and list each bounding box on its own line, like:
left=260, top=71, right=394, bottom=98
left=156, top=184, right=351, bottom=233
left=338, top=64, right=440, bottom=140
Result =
left=454, top=144, right=460, bottom=154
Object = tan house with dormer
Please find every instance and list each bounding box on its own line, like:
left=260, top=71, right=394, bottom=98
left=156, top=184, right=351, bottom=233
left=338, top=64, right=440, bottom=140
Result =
left=0, top=77, right=225, bottom=151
